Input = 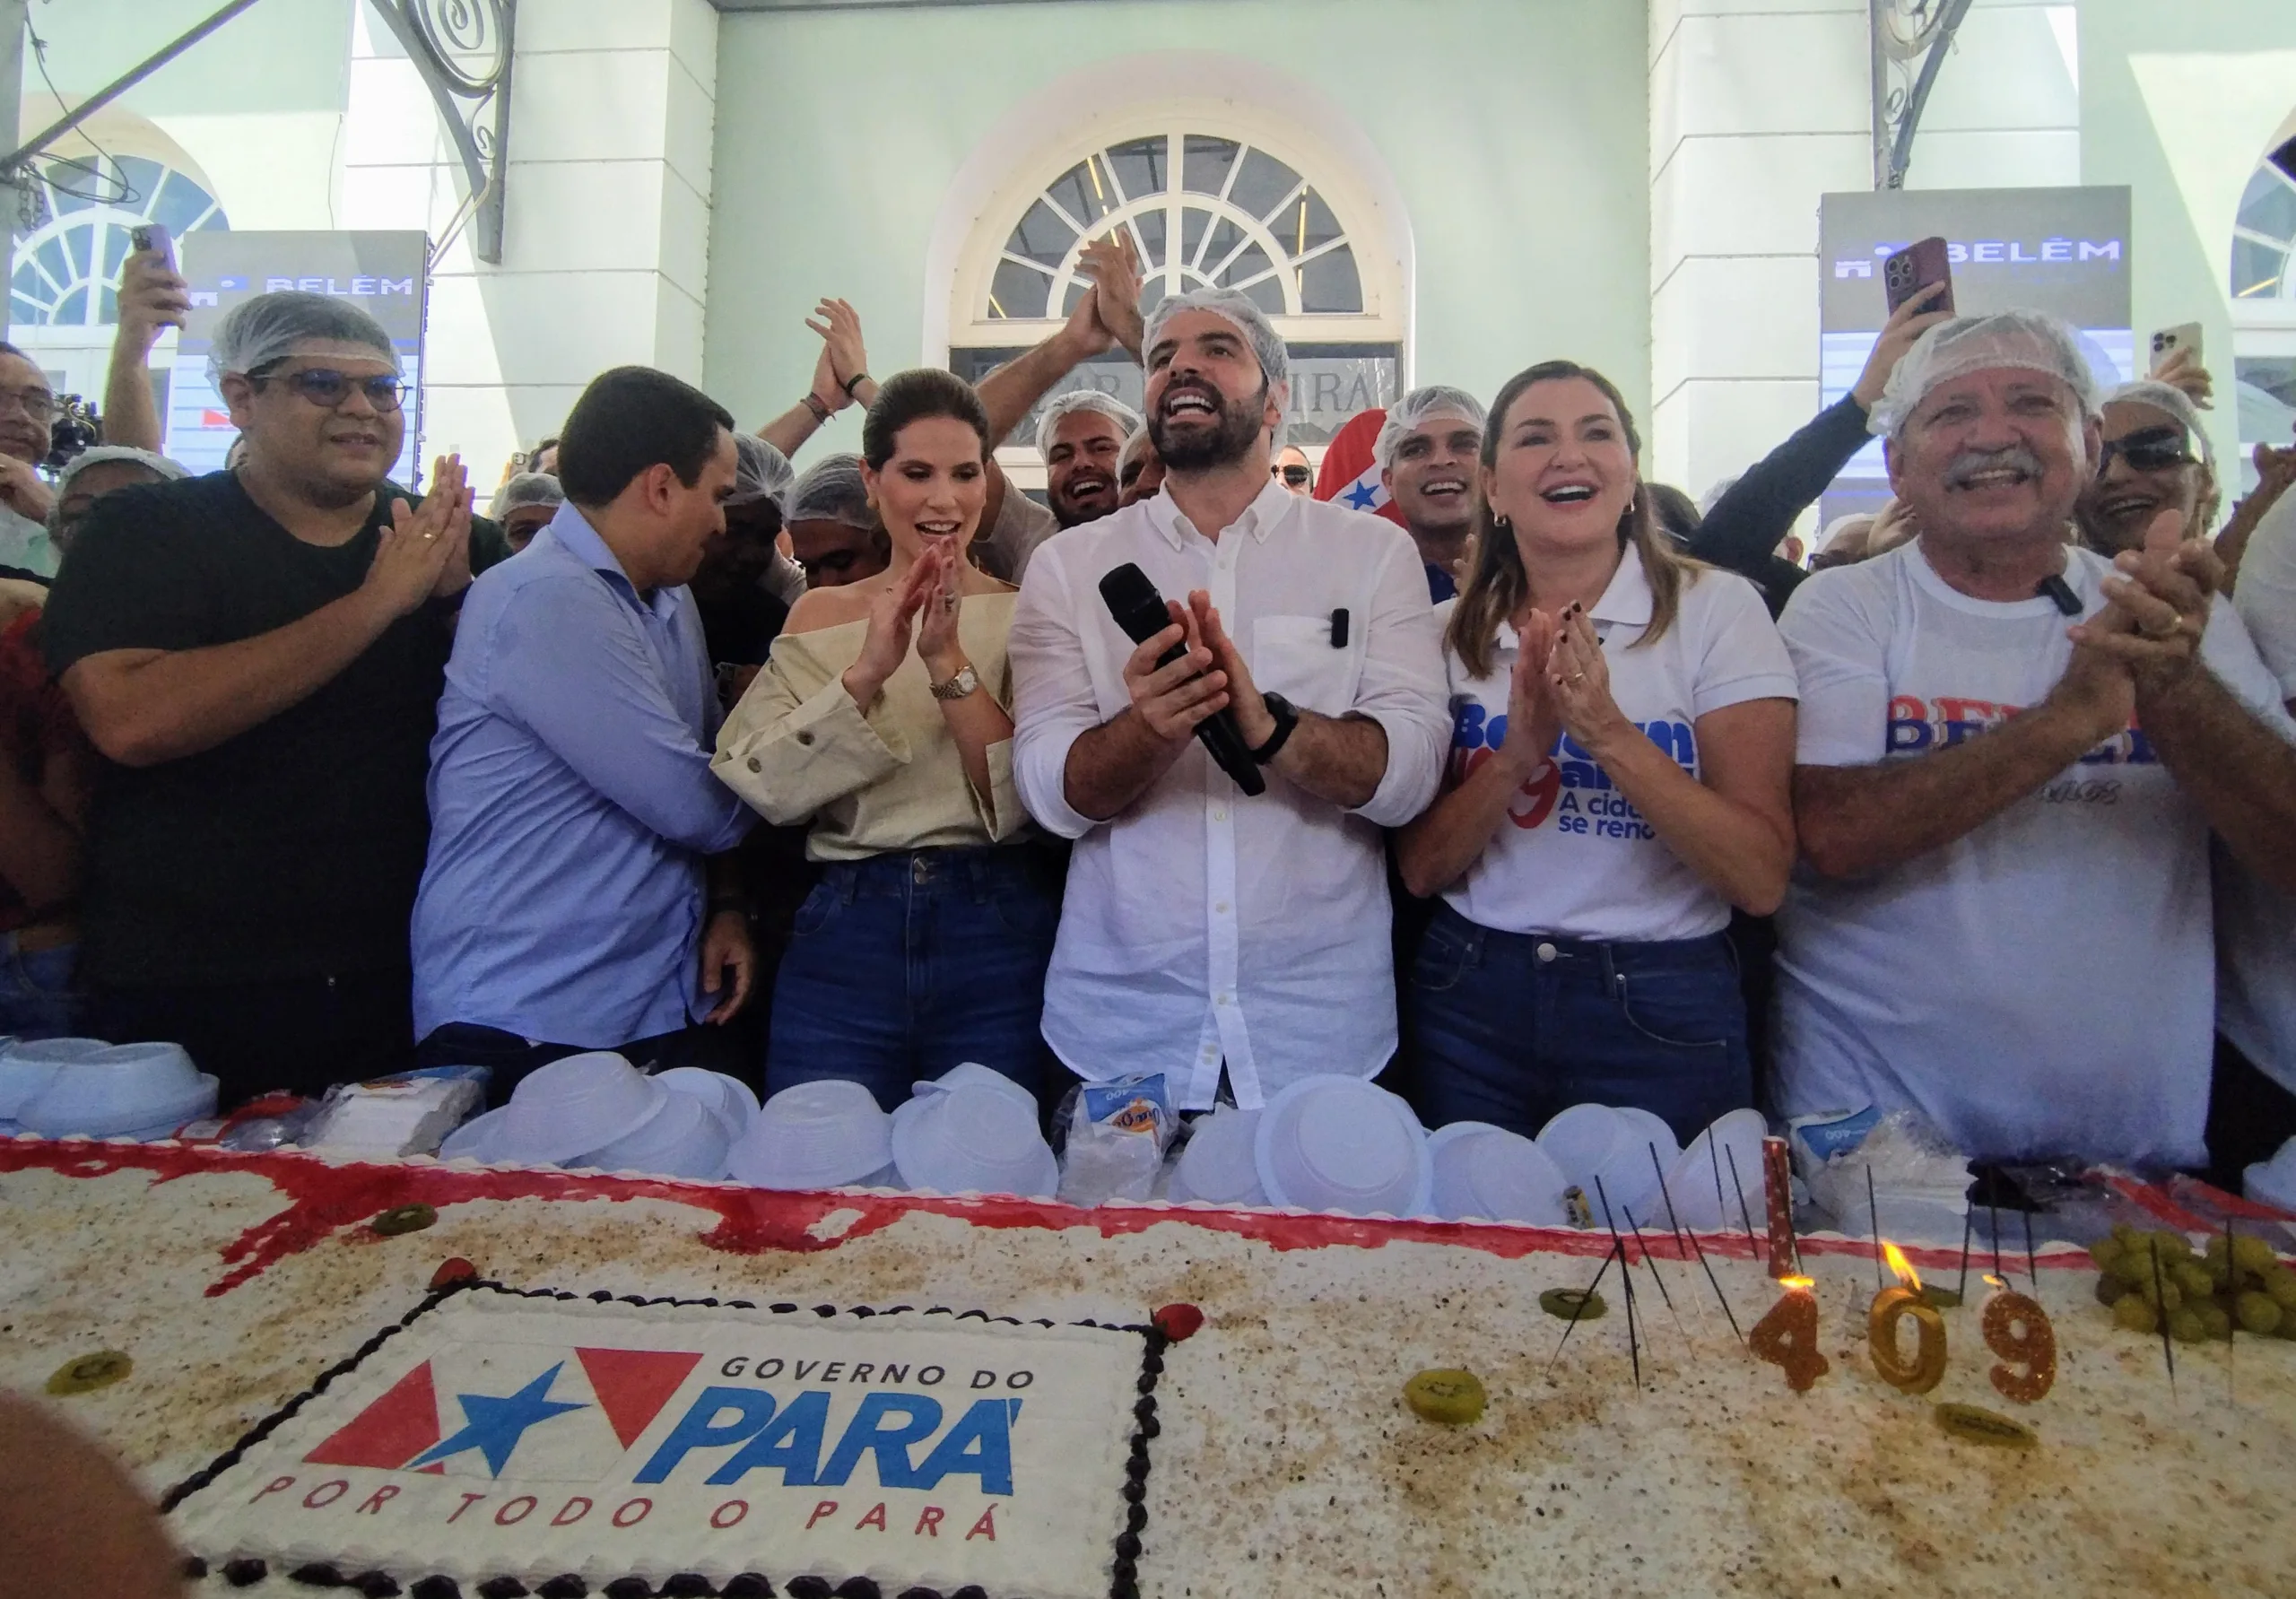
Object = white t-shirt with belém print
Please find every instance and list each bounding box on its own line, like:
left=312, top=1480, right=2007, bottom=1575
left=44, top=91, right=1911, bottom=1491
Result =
left=1436, top=545, right=1799, bottom=943
left=1772, top=540, right=2296, bottom=1169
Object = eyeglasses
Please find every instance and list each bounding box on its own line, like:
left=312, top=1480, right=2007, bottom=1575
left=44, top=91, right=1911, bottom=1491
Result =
left=0, top=385, right=56, bottom=421
left=2097, top=427, right=2194, bottom=475
left=1274, top=464, right=1311, bottom=487
left=255, top=368, right=406, bottom=413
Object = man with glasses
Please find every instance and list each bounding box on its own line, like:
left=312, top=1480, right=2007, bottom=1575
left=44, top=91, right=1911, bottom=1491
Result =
left=40, top=291, right=509, bottom=1106
left=1272, top=443, right=1314, bottom=496
left=2074, top=378, right=2219, bottom=559
left=0, top=343, right=59, bottom=575
left=1772, top=310, right=2296, bottom=1170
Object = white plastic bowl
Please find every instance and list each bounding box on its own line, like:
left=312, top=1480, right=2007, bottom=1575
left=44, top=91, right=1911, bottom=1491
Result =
left=438, top=1106, right=513, bottom=1163
left=18, top=1043, right=212, bottom=1139
left=498, top=1052, right=668, bottom=1165
left=1664, top=1108, right=1770, bottom=1231
left=1428, top=1121, right=1571, bottom=1225
left=891, top=1085, right=1057, bottom=1198
left=1167, top=1107, right=1266, bottom=1207
left=728, top=1079, right=895, bottom=1191
left=655, top=1068, right=760, bottom=1138
left=574, top=1090, right=732, bottom=1180
left=0, top=1038, right=109, bottom=1118
left=1253, top=1075, right=1431, bottom=1219
left=910, top=1060, right=1039, bottom=1111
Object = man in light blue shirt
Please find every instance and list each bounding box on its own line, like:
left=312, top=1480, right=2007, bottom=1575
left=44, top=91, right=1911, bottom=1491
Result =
left=412, top=367, right=756, bottom=1093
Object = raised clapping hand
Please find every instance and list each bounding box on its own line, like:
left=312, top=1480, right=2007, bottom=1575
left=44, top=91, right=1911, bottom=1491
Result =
left=912, top=537, right=970, bottom=678
left=807, top=299, right=870, bottom=406
left=1185, top=591, right=1279, bottom=748
left=839, top=547, right=944, bottom=708
left=1077, top=230, right=1145, bottom=359
left=1546, top=604, right=1636, bottom=754
left=2070, top=509, right=2219, bottom=689
left=1851, top=282, right=1954, bottom=410
left=362, top=455, right=471, bottom=619
left=1121, top=595, right=1229, bottom=745
left=1500, top=607, right=1562, bottom=779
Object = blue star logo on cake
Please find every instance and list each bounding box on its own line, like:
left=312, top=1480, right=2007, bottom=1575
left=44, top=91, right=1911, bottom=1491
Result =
left=404, top=1363, right=588, bottom=1477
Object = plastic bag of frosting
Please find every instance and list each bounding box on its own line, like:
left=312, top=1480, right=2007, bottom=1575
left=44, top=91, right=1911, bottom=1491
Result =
left=1055, top=1074, right=1174, bottom=1208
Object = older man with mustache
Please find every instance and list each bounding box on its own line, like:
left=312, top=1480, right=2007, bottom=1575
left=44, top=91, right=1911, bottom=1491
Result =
left=1770, top=311, right=2296, bottom=1172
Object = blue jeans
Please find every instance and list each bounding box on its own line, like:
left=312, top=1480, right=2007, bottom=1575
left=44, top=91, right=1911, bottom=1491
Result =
left=765, top=847, right=1057, bottom=1111
left=0, top=936, right=83, bottom=1040
left=1407, top=902, right=1750, bottom=1143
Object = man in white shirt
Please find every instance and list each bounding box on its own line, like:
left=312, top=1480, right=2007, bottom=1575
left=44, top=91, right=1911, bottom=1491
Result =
left=2212, top=479, right=2296, bottom=1183
left=1774, top=311, right=2296, bottom=1169
left=1009, top=289, right=1448, bottom=1109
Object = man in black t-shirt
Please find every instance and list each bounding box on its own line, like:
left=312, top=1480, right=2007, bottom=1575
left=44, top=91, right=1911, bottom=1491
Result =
left=41, top=291, right=509, bottom=1105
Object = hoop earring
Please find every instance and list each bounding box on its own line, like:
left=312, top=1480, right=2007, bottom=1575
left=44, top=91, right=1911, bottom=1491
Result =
left=1493, top=514, right=1510, bottom=531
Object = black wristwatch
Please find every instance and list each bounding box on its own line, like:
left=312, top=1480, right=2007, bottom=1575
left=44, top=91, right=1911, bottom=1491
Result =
left=1248, top=691, right=1300, bottom=765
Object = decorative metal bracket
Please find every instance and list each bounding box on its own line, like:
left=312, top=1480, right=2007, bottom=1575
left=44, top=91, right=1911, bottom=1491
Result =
left=370, top=0, right=517, bottom=265
left=1868, top=0, right=1975, bottom=190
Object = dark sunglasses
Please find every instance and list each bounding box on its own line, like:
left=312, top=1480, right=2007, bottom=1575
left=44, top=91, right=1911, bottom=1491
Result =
left=1274, top=464, right=1311, bottom=487
left=256, top=368, right=406, bottom=413
left=2097, top=426, right=2193, bottom=475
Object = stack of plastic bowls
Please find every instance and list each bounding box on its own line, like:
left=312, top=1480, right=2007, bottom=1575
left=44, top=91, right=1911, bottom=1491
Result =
left=1253, top=1075, right=1432, bottom=1219
left=891, top=1071, right=1057, bottom=1199
left=727, top=1080, right=896, bottom=1192
left=1427, top=1122, right=1572, bottom=1225
left=10, top=1039, right=217, bottom=1140
left=1661, top=1108, right=1770, bottom=1231
left=1167, top=1106, right=1266, bottom=1207
left=655, top=1067, right=760, bottom=1141
left=439, top=1054, right=751, bottom=1180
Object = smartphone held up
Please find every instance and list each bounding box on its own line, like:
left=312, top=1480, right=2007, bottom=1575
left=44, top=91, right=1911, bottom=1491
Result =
left=1883, top=236, right=1954, bottom=316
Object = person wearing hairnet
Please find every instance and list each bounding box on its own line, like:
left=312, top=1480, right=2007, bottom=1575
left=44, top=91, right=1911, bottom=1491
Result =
left=784, top=453, right=891, bottom=590
left=1036, top=388, right=1140, bottom=533
left=693, top=433, right=799, bottom=701
left=492, top=470, right=563, bottom=552
left=48, top=446, right=189, bottom=556
left=1376, top=386, right=1486, bottom=601
left=39, top=290, right=511, bottom=1106
left=1117, top=424, right=1164, bottom=508
left=1771, top=309, right=2296, bottom=1172
left=1008, top=287, right=1448, bottom=1111
left=2074, top=378, right=2219, bottom=559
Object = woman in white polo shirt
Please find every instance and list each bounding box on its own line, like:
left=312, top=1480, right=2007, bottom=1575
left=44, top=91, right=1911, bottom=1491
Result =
left=1396, top=361, right=1799, bottom=1142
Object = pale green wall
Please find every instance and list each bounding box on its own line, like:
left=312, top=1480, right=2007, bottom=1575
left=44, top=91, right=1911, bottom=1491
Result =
left=704, top=0, right=1650, bottom=451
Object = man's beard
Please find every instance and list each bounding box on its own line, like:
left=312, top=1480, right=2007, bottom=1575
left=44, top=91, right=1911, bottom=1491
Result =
left=1149, top=378, right=1267, bottom=473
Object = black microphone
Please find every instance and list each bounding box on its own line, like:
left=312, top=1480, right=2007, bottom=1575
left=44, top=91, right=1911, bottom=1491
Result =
left=1098, top=562, right=1267, bottom=797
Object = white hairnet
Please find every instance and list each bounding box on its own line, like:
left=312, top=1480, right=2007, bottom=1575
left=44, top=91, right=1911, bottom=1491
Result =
left=728, top=433, right=795, bottom=512
left=1119, top=425, right=1154, bottom=472
left=1142, top=289, right=1291, bottom=394
left=1034, top=389, right=1142, bottom=461
left=2102, top=378, right=2215, bottom=474
left=1699, top=475, right=1740, bottom=516
left=1374, top=386, right=1486, bottom=473
left=787, top=453, right=874, bottom=529
left=1866, top=310, right=2101, bottom=440
left=1817, top=511, right=1875, bottom=553
left=204, top=290, right=399, bottom=387
left=492, top=472, right=563, bottom=516
left=53, top=445, right=187, bottom=500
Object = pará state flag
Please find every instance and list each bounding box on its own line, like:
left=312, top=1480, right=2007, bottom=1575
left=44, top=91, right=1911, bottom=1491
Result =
left=1312, top=408, right=1407, bottom=528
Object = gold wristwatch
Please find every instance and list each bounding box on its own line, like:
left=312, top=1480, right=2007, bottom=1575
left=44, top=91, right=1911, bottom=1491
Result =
left=929, top=663, right=980, bottom=701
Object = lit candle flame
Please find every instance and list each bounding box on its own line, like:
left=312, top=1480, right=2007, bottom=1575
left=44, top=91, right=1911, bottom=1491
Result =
left=1983, top=1273, right=2007, bottom=1291
left=1882, top=1242, right=1922, bottom=1291
left=1781, top=1275, right=1814, bottom=1290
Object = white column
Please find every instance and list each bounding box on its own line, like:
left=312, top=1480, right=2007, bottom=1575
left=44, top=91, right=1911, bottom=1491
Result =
left=340, top=0, right=718, bottom=483
left=1648, top=0, right=2081, bottom=520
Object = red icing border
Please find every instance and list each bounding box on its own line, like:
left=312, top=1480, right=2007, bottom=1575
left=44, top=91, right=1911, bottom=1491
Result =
left=0, top=1135, right=2090, bottom=1299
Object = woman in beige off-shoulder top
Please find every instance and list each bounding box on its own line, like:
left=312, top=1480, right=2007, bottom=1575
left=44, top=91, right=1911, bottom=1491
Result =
left=714, top=370, right=1057, bottom=1109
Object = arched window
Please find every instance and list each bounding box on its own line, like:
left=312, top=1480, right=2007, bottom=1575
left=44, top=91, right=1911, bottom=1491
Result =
left=947, top=100, right=1408, bottom=472
left=2231, top=134, right=2296, bottom=492
left=10, top=155, right=230, bottom=328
